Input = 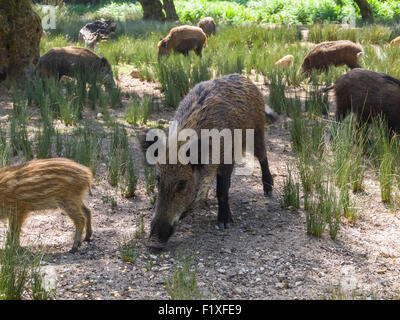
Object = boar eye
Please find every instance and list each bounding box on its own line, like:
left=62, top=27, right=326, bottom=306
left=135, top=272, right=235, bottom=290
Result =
left=176, top=180, right=187, bottom=191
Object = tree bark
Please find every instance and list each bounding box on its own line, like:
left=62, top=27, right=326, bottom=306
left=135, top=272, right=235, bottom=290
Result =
left=354, top=0, right=374, bottom=22
left=137, top=0, right=166, bottom=21
left=163, top=0, right=179, bottom=21
left=0, top=0, right=42, bottom=82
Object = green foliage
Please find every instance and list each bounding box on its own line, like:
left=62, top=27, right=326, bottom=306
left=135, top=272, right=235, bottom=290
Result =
left=281, top=165, right=300, bottom=209
left=0, top=229, right=54, bottom=300
left=166, top=256, right=201, bottom=300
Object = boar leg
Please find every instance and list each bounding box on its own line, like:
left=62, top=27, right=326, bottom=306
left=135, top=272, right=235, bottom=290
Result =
left=82, top=204, right=93, bottom=242
left=7, top=210, right=28, bottom=247
left=61, top=201, right=86, bottom=253
left=217, top=164, right=233, bottom=229
left=259, top=158, right=273, bottom=196
left=195, top=46, right=203, bottom=57
left=254, top=130, right=273, bottom=196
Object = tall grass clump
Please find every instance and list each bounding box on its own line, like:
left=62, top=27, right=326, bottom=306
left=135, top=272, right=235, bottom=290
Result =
left=157, top=53, right=211, bottom=108
left=371, top=118, right=396, bottom=203
left=107, top=123, right=134, bottom=190
left=281, top=165, right=300, bottom=209
left=330, top=116, right=368, bottom=193
left=166, top=256, right=201, bottom=300
left=9, top=94, right=33, bottom=161
left=305, top=87, right=329, bottom=118
left=0, top=129, right=10, bottom=169
left=0, top=228, right=54, bottom=300
left=62, top=128, right=102, bottom=175
left=125, top=95, right=155, bottom=126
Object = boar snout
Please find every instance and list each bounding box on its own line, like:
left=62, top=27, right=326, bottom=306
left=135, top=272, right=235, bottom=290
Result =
left=148, top=216, right=177, bottom=249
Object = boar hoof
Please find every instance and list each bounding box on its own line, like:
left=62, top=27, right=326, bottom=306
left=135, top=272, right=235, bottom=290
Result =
left=218, top=222, right=231, bottom=229
left=264, top=188, right=273, bottom=197
left=69, top=247, right=78, bottom=254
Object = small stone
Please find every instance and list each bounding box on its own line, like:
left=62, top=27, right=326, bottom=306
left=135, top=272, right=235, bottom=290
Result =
left=275, top=282, right=285, bottom=289
left=233, top=287, right=242, bottom=294
left=96, top=113, right=103, bottom=119
left=217, top=268, right=225, bottom=274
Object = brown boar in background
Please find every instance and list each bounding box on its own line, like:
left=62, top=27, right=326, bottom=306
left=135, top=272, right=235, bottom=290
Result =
left=320, top=68, right=400, bottom=133
left=36, top=46, right=116, bottom=89
left=300, top=40, right=363, bottom=74
left=0, top=158, right=93, bottom=252
left=158, top=25, right=207, bottom=58
left=197, top=17, right=216, bottom=37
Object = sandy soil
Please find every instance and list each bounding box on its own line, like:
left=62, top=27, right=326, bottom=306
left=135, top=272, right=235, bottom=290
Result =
left=0, top=74, right=400, bottom=300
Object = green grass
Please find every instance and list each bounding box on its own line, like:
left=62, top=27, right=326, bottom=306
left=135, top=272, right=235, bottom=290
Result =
left=166, top=256, right=201, bottom=300
left=0, top=229, right=54, bottom=300
left=35, top=0, right=400, bottom=27
left=281, top=165, right=300, bottom=209
left=118, top=237, right=139, bottom=263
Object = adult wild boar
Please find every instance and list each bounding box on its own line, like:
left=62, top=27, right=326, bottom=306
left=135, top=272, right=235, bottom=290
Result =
left=158, top=25, right=207, bottom=58
left=197, top=17, right=216, bottom=37
left=300, top=40, right=363, bottom=74
left=141, top=74, right=274, bottom=248
left=320, top=68, right=400, bottom=132
left=36, top=46, right=116, bottom=89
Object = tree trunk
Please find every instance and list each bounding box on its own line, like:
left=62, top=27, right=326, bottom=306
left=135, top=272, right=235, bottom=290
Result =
left=137, top=0, right=166, bottom=21
left=163, top=0, right=179, bottom=21
left=0, top=0, right=42, bottom=82
left=354, top=0, right=374, bottom=22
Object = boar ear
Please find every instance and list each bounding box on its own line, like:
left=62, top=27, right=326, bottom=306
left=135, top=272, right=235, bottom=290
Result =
left=161, top=40, right=167, bottom=48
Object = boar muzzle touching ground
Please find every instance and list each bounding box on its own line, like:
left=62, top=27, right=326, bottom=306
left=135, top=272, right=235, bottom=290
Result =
left=300, top=40, right=363, bottom=74
left=36, top=46, right=116, bottom=90
left=158, top=25, right=207, bottom=58
left=141, top=74, right=274, bottom=249
left=319, top=68, right=400, bottom=133
left=0, top=158, right=93, bottom=253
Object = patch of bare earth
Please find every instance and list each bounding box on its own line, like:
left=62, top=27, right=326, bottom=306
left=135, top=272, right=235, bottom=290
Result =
left=0, top=74, right=400, bottom=300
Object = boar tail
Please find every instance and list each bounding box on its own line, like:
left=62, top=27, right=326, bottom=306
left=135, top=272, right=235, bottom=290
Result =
left=318, top=85, right=334, bottom=94
left=264, top=104, right=279, bottom=122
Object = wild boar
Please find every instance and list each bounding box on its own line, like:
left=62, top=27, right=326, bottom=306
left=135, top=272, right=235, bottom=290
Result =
left=0, top=158, right=93, bottom=252
left=141, top=74, right=274, bottom=248
left=158, top=25, right=207, bottom=58
left=320, top=68, right=400, bottom=132
left=197, top=17, right=216, bottom=37
left=274, top=55, right=294, bottom=68
left=36, top=46, right=115, bottom=89
left=300, top=40, right=363, bottom=74
left=390, top=36, right=400, bottom=46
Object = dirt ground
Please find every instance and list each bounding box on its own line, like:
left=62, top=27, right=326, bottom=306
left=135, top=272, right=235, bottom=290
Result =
left=1, top=73, right=400, bottom=300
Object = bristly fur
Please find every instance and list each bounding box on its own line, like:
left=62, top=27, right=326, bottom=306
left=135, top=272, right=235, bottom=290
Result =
left=37, top=46, right=115, bottom=88
left=197, top=17, right=216, bottom=37
left=0, top=158, right=93, bottom=252
left=142, top=74, right=274, bottom=246
left=332, top=68, right=400, bottom=133
left=158, top=25, right=207, bottom=58
left=300, top=40, right=363, bottom=74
